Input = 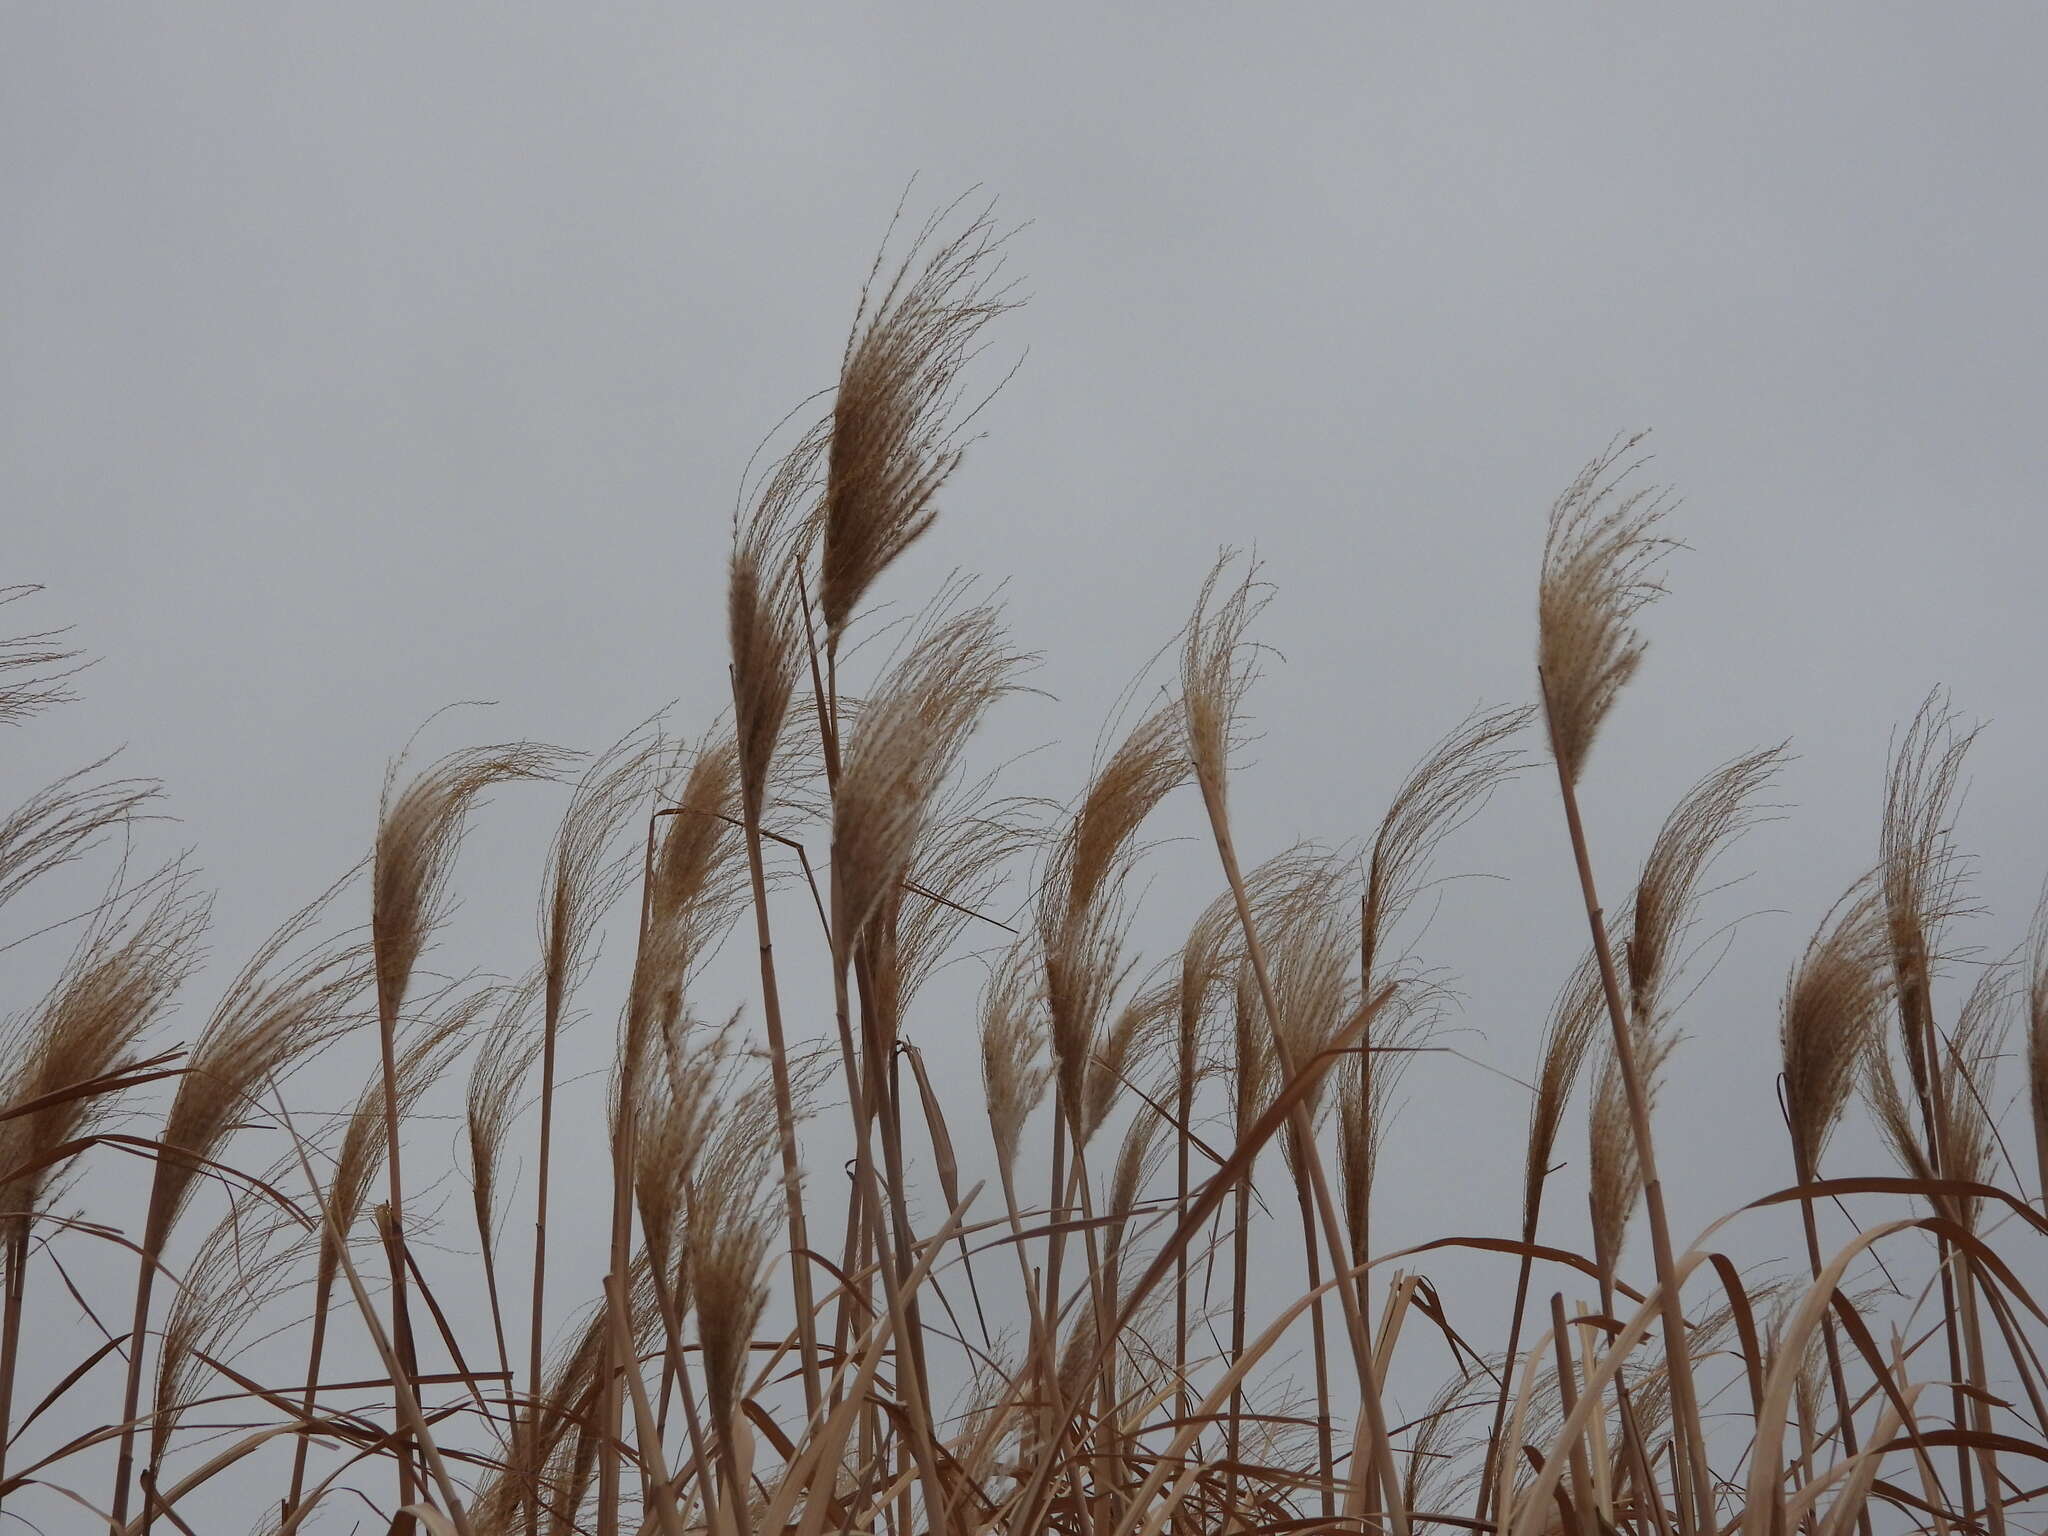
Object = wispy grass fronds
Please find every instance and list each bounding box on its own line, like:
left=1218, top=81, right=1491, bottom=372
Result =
left=980, top=949, right=1049, bottom=1179
left=5, top=201, right=2048, bottom=1536
left=1879, top=692, right=1981, bottom=1105
left=1362, top=704, right=1532, bottom=988
left=147, top=1189, right=301, bottom=1499
left=1536, top=435, right=1677, bottom=785
left=0, top=861, right=208, bottom=1240
left=0, top=586, right=88, bottom=725
left=1627, top=745, right=1787, bottom=1029
left=820, top=197, right=1020, bottom=652
left=377, top=742, right=572, bottom=1032
left=0, top=757, right=159, bottom=916
left=1781, top=878, right=1891, bottom=1179
left=1180, top=554, right=1270, bottom=804
left=831, top=596, right=1026, bottom=958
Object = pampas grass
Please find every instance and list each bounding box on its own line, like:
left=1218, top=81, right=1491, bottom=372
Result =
left=0, top=201, right=2043, bottom=1536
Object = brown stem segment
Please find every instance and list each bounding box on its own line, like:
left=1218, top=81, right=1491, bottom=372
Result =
left=1542, top=709, right=1712, bottom=1536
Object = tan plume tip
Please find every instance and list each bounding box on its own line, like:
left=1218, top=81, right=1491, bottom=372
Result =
left=820, top=195, right=1021, bottom=647
left=1080, top=983, right=1174, bottom=1147
left=150, top=877, right=374, bottom=1256
left=830, top=595, right=1025, bottom=953
left=1587, top=1046, right=1640, bottom=1273
left=319, top=983, right=484, bottom=1291
left=1180, top=553, right=1271, bottom=799
left=1524, top=949, right=1602, bottom=1232
left=979, top=946, right=1049, bottom=1175
left=730, top=420, right=825, bottom=815
left=1536, top=434, right=1679, bottom=784
left=1779, top=877, right=1890, bottom=1176
left=1939, top=962, right=2012, bottom=1230
left=633, top=1039, right=721, bottom=1280
left=463, top=973, right=544, bottom=1245
left=1628, top=743, right=1788, bottom=1023
left=542, top=730, right=662, bottom=1028
left=1588, top=1020, right=1672, bottom=1273
left=1364, top=704, right=1533, bottom=987
left=690, top=1177, right=774, bottom=1431
left=375, top=739, right=574, bottom=1026
left=624, top=733, right=746, bottom=1067
left=1878, top=690, right=1982, bottom=1099
left=0, top=585, right=90, bottom=724
left=1058, top=702, right=1190, bottom=930
left=0, top=862, right=208, bottom=1238
left=0, top=757, right=159, bottom=917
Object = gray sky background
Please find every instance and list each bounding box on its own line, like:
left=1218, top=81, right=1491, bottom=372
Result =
left=4, top=4, right=2046, bottom=1524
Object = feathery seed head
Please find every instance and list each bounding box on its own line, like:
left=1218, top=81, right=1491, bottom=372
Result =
left=1536, top=435, right=1678, bottom=785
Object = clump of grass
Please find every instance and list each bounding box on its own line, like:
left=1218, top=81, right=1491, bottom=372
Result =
left=0, top=199, right=2043, bottom=1536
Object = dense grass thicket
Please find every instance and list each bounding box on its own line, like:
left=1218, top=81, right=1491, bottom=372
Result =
left=1, top=202, right=2044, bottom=1536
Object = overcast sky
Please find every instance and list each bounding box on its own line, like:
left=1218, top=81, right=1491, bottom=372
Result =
left=5, top=4, right=2046, bottom=1524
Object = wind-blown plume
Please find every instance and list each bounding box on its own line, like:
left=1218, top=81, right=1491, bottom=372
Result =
left=1536, top=435, right=1677, bottom=784
left=1040, top=701, right=1190, bottom=1125
left=1879, top=693, right=1980, bottom=1103
left=0, top=586, right=88, bottom=725
left=1181, top=555, right=1269, bottom=803
left=1362, top=704, right=1532, bottom=988
left=731, top=421, right=824, bottom=816
left=0, top=758, right=158, bottom=916
left=1780, top=878, right=1891, bottom=1177
left=691, top=1165, right=774, bottom=1439
left=1588, top=1023, right=1675, bottom=1273
left=145, top=878, right=371, bottom=1256
left=981, top=947, right=1049, bottom=1177
left=376, top=741, right=570, bottom=1031
left=0, top=861, right=206, bottom=1529
left=624, top=735, right=746, bottom=1066
left=148, top=1191, right=300, bottom=1486
left=819, top=198, right=1020, bottom=651
left=464, top=975, right=543, bottom=1268
left=0, top=863, right=207, bottom=1236
left=1525, top=951, right=1603, bottom=1238
left=830, top=595, right=1025, bottom=957
left=1627, top=746, right=1786, bottom=1031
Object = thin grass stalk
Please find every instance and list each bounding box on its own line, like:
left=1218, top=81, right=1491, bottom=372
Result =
left=597, top=817, right=666, bottom=1536
left=1537, top=700, right=1711, bottom=1536
left=735, top=786, right=821, bottom=1419
left=276, top=1092, right=476, bottom=1536
left=1195, top=778, right=1409, bottom=1536
left=1479, top=1201, right=1547, bottom=1525
left=0, top=1225, right=28, bottom=1507
left=832, top=948, right=953, bottom=1536
left=604, top=1272, right=688, bottom=1536
left=1549, top=1293, right=1598, bottom=1536
left=653, top=1251, right=717, bottom=1525
left=1291, top=1156, right=1336, bottom=1522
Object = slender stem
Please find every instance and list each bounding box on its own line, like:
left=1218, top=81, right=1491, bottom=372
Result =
left=736, top=787, right=823, bottom=1419
left=0, top=1224, right=28, bottom=1515
left=1477, top=1204, right=1543, bottom=1526
left=524, top=990, right=561, bottom=1536
left=1794, top=1154, right=1873, bottom=1536
left=1542, top=729, right=1711, bottom=1536
left=1225, top=1170, right=1251, bottom=1530
left=1294, top=1162, right=1336, bottom=1522
left=1195, top=772, right=1409, bottom=1536
left=107, top=1250, right=159, bottom=1530
left=371, top=966, right=421, bottom=1528
left=283, top=1274, right=335, bottom=1519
